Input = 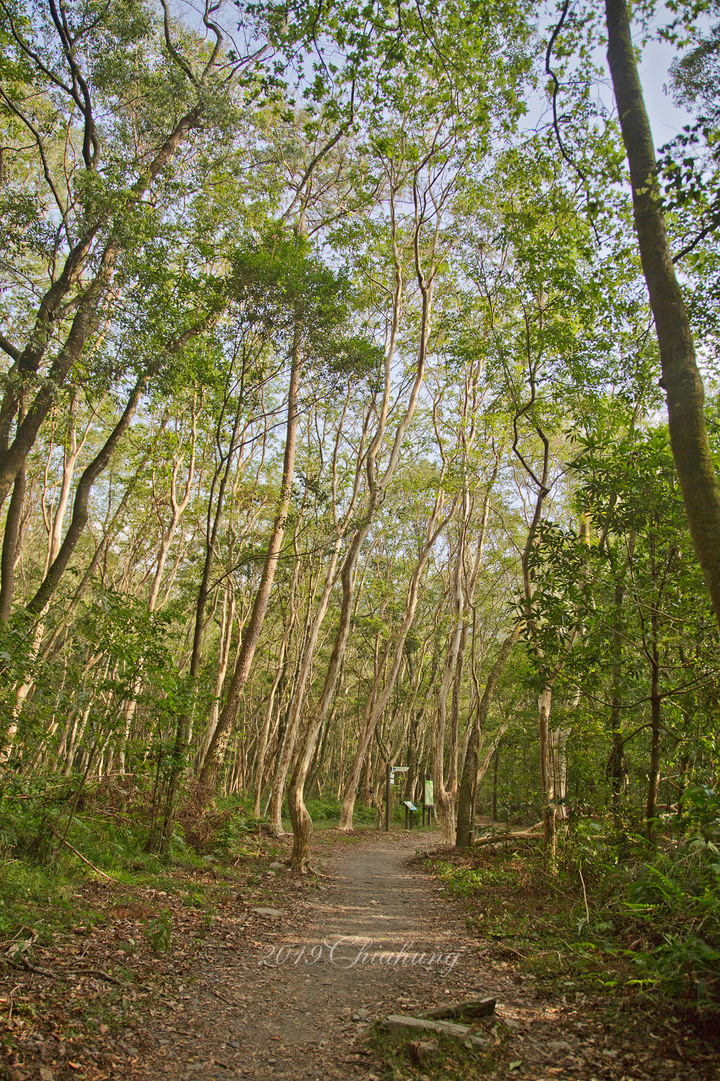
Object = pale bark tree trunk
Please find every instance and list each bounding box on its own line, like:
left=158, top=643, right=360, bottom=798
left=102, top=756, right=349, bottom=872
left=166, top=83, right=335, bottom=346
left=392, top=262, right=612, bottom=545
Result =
left=288, top=249, right=436, bottom=865
left=286, top=260, right=406, bottom=863
left=0, top=413, right=26, bottom=623
left=538, top=684, right=556, bottom=858
left=608, top=552, right=631, bottom=822
left=646, top=621, right=662, bottom=844
left=26, top=370, right=155, bottom=615
left=266, top=527, right=342, bottom=835
left=605, top=0, right=720, bottom=628
left=116, top=404, right=198, bottom=774
left=432, top=489, right=474, bottom=846
left=251, top=609, right=294, bottom=814
left=332, top=193, right=439, bottom=836
left=550, top=725, right=571, bottom=820
left=0, top=105, right=205, bottom=511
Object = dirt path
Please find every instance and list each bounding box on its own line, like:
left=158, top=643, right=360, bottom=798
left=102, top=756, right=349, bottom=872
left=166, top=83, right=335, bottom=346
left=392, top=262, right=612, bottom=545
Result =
left=126, top=830, right=719, bottom=1081
left=138, top=830, right=488, bottom=1080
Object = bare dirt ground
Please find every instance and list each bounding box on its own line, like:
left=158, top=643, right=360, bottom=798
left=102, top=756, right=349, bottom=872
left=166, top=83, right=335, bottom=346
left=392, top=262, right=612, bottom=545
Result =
left=2, top=828, right=719, bottom=1081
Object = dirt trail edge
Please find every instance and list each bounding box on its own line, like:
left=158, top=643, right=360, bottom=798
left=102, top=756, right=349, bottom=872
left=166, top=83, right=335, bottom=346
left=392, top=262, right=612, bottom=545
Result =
left=123, top=831, right=717, bottom=1081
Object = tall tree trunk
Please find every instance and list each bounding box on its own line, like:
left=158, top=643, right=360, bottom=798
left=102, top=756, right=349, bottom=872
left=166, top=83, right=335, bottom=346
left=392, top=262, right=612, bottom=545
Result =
left=198, top=325, right=302, bottom=794
left=337, top=491, right=451, bottom=833
left=605, top=0, right=720, bottom=628
left=0, top=461, right=25, bottom=624
left=538, top=684, right=556, bottom=859
left=0, top=105, right=205, bottom=511
left=646, top=607, right=662, bottom=844
left=432, top=495, right=471, bottom=846
left=608, top=575, right=629, bottom=819
left=26, top=374, right=148, bottom=615
left=456, top=625, right=521, bottom=849
left=267, top=530, right=342, bottom=835
left=251, top=615, right=293, bottom=814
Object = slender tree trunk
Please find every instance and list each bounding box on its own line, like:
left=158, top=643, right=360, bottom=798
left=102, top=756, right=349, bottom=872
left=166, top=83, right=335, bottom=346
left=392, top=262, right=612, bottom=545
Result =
left=251, top=621, right=292, bottom=814
left=608, top=577, right=629, bottom=818
left=267, top=532, right=342, bottom=835
left=198, top=327, right=301, bottom=794
left=456, top=625, right=521, bottom=849
left=200, top=584, right=236, bottom=769
left=0, top=106, right=204, bottom=511
left=538, top=684, right=556, bottom=860
left=432, top=498, right=470, bottom=846
left=338, top=492, right=450, bottom=833
left=551, top=725, right=571, bottom=819
left=26, top=374, right=148, bottom=615
left=492, top=746, right=500, bottom=821
left=0, top=463, right=25, bottom=624
left=289, top=185, right=438, bottom=863
left=646, top=609, right=662, bottom=844
left=605, top=0, right=720, bottom=628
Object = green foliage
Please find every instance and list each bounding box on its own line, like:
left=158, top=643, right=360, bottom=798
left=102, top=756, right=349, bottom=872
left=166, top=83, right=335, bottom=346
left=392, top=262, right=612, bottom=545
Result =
left=303, top=796, right=378, bottom=824
left=433, top=810, right=720, bottom=1012
left=144, top=913, right=172, bottom=952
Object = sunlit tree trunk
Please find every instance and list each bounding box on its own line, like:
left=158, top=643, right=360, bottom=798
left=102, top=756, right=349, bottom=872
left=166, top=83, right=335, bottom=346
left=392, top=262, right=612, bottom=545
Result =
left=338, top=490, right=450, bottom=833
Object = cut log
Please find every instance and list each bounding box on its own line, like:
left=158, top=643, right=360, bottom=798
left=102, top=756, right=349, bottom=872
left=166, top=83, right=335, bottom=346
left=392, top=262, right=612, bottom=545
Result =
left=381, top=1015, right=486, bottom=1049
left=417, top=997, right=496, bottom=1021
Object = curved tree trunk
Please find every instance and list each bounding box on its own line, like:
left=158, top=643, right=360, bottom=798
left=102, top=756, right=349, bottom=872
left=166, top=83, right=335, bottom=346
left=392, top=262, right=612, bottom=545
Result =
left=27, top=374, right=147, bottom=615
left=0, top=458, right=26, bottom=624
left=0, top=106, right=205, bottom=512
left=337, top=492, right=450, bottom=832
left=267, top=531, right=342, bottom=835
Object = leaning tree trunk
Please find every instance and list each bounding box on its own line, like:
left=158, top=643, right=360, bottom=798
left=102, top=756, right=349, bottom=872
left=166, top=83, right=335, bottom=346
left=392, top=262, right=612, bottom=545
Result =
left=605, top=0, right=720, bottom=629
left=267, top=531, right=342, bottom=836
left=646, top=603, right=662, bottom=844
left=432, top=494, right=471, bottom=846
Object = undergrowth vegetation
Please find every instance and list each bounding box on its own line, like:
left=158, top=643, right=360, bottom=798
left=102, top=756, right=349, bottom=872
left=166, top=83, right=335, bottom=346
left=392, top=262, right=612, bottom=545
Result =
left=432, top=795, right=720, bottom=1014
left=0, top=773, right=383, bottom=946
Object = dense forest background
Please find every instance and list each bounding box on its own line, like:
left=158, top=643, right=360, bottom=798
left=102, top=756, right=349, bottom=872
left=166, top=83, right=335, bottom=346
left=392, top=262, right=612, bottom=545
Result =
left=1, top=0, right=719, bottom=1011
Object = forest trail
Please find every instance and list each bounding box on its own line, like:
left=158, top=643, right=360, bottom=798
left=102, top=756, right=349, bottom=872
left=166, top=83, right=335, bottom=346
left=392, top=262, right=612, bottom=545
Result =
left=124, top=830, right=719, bottom=1081
left=136, top=829, right=493, bottom=1080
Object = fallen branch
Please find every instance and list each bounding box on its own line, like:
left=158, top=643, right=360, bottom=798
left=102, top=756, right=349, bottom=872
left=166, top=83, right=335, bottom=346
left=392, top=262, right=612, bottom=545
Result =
left=473, top=831, right=544, bottom=846
left=472, top=822, right=545, bottom=846
left=48, top=824, right=116, bottom=881
left=5, top=956, right=59, bottom=979
left=5, top=955, right=149, bottom=991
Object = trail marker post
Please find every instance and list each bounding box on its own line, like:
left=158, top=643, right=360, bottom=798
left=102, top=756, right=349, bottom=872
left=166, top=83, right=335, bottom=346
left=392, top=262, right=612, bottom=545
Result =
left=423, top=777, right=435, bottom=826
